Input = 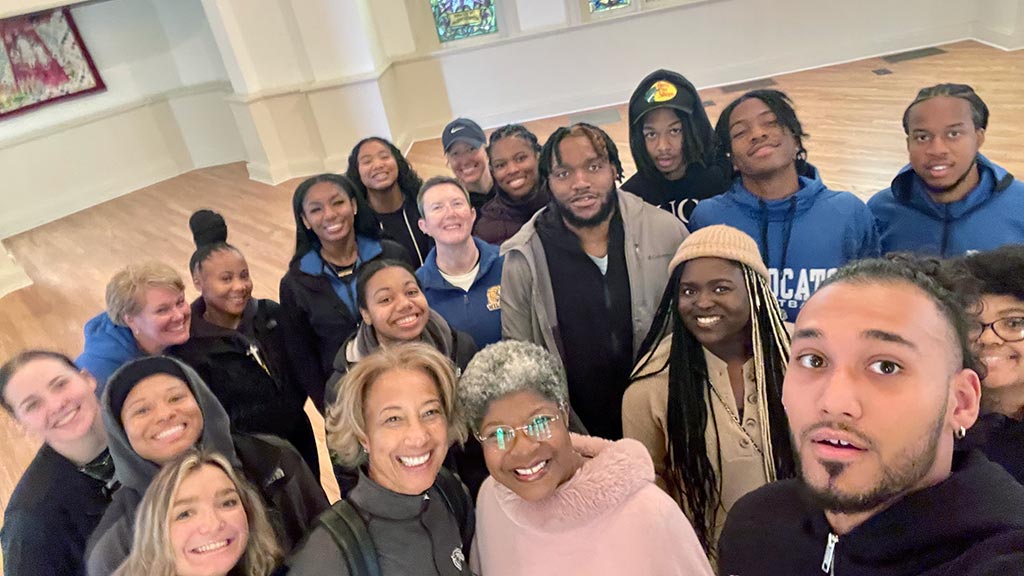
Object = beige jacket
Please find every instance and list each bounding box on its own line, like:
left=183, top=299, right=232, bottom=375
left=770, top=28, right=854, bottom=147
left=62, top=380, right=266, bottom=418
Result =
left=499, top=189, right=689, bottom=360
left=622, top=336, right=771, bottom=549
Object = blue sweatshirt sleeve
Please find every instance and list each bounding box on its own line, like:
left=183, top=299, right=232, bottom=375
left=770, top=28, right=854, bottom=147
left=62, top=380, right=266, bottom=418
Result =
left=856, top=202, right=882, bottom=259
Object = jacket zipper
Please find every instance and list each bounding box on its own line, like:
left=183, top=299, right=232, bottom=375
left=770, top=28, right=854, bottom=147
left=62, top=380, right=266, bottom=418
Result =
left=821, top=532, right=838, bottom=574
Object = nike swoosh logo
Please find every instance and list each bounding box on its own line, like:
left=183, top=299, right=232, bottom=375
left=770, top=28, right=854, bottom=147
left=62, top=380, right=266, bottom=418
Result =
left=450, top=126, right=465, bottom=133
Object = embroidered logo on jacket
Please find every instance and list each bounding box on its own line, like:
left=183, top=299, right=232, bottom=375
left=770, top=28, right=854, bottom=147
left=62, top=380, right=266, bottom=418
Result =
left=451, top=546, right=465, bottom=571
left=486, top=285, right=501, bottom=311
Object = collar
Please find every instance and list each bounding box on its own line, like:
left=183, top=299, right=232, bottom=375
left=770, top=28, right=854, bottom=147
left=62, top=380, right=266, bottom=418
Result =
left=350, top=469, right=431, bottom=520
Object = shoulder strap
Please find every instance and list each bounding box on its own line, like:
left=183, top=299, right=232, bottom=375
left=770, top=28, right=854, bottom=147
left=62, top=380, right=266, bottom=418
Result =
left=317, top=501, right=381, bottom=576
left=433, top=467, right=474, bottom=550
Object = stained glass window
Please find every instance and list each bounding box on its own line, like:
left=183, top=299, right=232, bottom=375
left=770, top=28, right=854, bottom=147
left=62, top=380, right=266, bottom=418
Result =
left=431, top=0, right=498, bottom=43
left=589, top=0, right=631, bottom=13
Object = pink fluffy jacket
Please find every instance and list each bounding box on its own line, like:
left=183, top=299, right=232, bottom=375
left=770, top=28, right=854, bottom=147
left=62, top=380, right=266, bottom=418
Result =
left=470, top=434, right=714, bottom=576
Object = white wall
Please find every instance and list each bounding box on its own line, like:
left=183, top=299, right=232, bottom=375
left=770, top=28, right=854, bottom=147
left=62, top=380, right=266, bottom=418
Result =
left=0, top=0, right=244, bottom=239
left=975, top=0, right=1024, bottom=48
left=393, top=0, right=979, bottom=138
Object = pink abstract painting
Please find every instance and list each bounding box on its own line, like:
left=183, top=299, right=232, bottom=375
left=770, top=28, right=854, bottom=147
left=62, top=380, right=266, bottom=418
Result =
left=0, top=8, right=104, bottom=119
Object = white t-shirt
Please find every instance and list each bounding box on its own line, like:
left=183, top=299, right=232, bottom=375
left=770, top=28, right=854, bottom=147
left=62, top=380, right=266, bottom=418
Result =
left=587, top=253, right=609, bottom=276
left=440, top=262, right=480, bottom=291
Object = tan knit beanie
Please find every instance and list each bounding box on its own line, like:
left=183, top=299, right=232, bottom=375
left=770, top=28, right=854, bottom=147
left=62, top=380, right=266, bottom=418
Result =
left=668, top=225, right=769, bottom=280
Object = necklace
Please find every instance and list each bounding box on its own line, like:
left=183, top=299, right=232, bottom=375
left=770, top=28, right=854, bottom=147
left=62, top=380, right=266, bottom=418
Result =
left=707, top=382, right=764, bottom=458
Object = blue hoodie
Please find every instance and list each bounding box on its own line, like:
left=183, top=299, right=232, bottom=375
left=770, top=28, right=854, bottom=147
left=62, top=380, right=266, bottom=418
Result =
left=416, top=237, right=504, bottom=348
left=868, top=154, right=1024, bottom=257
left=75, top=312, right=142, bottom=393
left=690, top=174, right=879, bottom=320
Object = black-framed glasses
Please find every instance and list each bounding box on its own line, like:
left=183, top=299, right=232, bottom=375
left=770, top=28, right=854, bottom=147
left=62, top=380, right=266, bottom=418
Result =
left=476, top=411, right=564, bottom=451
left=969, top=317, right=1024, bottom=343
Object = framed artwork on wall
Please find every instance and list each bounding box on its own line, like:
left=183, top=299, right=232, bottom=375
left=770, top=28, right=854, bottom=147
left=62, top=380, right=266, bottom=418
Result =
left=0, top=8, right=104, bottom=119
left=431, top=0, right=498, bottom=43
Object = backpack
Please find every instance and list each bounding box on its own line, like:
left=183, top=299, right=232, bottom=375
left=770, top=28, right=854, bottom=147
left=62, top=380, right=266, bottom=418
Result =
left=315, top=467, right=473, bottom=576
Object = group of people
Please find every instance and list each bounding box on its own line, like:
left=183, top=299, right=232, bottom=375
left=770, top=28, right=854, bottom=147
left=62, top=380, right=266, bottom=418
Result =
left=2, top=68, right=1024, bottom=576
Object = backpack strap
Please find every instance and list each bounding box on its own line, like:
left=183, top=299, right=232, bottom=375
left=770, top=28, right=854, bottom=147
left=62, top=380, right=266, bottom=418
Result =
left=433, top=467, right=475, bottom=550
left=317, top=501, right=381, bottom=576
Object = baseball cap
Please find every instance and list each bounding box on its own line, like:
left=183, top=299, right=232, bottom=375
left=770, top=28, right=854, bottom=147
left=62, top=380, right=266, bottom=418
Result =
left=629, top=75, right=698, bottom=125
left=442, top=118, right=486, bottom=152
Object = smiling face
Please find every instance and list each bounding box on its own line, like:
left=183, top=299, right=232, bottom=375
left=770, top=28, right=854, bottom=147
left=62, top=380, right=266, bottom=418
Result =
left=302, top=181, right=357, bottom=246
left=727, top=97, right=799, bottom=180
left=547, top=135, right=617, bottom=229
left=784, top=281, right=980, bottom=517
left=194, top=250, right=252, bottom=320
left=362, top=368, right=449, bottom=495
left=359, top=266, right=430, bottom=346
left=446, top=141, right=489, bottom=190
left=357, top=140, right=400, bottom=193
left=677, top=258, right=752, bottom=356
left=643, top=107, right=687, bottom=180
left=417, top=183, right=475, bottom=247
left=972, top=294, right=1024, bottom=393
left=4, top=357, right=100, bottom=450
left=125, top=286, right=191, bottom=354
left=490, top=136, right=540, bottom=200
left=170, top=464, right=249, bottom=576
left=906, top=96, right=985, bottom=203
left=122, top=374, right=204, bottom=465
left=479, top=389, right=580, bottom=502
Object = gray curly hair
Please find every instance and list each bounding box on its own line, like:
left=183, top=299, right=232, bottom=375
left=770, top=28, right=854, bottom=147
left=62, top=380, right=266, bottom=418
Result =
left=458, top=340, right=569, bottom=431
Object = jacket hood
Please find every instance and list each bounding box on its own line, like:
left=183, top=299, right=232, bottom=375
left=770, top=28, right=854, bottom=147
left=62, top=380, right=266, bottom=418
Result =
left=724, top=175, right=828, bottom=221
left=490, top=434, right=654, bottom=532
left=100, top=356, right=239, bottom=495
left=418, top=237, right=501, bottom=291
left=887, top=154, right=1015, bottom=219
left=81, top=312, right=140, bottom=365
left=628, top=69, right=702, bottom=125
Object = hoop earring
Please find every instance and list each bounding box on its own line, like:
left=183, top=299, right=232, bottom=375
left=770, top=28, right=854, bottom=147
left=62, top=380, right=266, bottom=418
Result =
left=954, top=425, right=967, bottom=440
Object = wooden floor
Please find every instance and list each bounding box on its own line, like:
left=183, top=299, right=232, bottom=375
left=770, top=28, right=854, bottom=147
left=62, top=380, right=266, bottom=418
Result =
left=1, top=40, right=1022, bottom=570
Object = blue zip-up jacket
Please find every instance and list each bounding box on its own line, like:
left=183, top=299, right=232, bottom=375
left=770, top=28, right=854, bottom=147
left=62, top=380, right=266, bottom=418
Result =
left=75, top=312, right=142, bottom=393
left=416, top=237, right=504, bottom=348
left=868, top=154, right=1024, bottom=257
left=690, top=174, right=879, bottom=320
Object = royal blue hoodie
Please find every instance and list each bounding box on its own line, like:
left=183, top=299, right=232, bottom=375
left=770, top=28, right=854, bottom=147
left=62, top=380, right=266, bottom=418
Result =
left=689, top=173, right=879, bottom=320
left=416, top=237, right=504, bottom=348
left=75, top=312, right=142, bottom=393
left=868, top=154, right=1024, bottom=257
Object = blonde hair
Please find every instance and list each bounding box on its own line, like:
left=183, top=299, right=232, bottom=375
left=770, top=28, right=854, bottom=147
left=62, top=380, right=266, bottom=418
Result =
left=105, top=261, right=185, bottom=326
left=325, top=342, right=467, bottom=469
left=113, top=450, right=282, bottom=576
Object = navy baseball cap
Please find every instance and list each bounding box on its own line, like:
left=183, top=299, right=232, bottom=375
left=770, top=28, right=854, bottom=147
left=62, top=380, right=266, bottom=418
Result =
left=442, top=118, right=486, bottom=152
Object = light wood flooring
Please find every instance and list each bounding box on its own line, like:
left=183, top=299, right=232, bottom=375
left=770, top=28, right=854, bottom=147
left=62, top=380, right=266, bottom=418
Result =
left=1, top=40, right=1022, bottom=571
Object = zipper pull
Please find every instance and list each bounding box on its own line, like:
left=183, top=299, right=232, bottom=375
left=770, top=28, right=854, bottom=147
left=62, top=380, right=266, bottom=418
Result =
left=821, top=532, right=838, bottom=574
left=248, top=343, right=271, bottom=377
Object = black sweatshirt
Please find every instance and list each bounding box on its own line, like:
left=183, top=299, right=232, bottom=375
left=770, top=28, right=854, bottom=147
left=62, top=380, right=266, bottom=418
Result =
left=718, top=450, right=1024, bottom=576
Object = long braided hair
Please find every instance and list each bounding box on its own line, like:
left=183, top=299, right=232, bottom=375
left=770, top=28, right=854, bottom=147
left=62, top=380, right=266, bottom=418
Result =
left=633, top=260, right=795, bottom=553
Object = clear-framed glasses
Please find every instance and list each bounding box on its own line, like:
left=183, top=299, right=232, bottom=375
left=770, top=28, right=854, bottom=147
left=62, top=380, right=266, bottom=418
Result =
left=969, top=317, right=1024, bottom=343
left=476, top=411, right=564, bottom=451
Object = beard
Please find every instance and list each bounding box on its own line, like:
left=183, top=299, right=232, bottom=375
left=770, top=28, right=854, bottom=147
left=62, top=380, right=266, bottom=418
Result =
left=922, top=155, right=979, bottom=195
left=797, top=403, right=947, bottom=515
left=557, top=187, right=617, bottom=229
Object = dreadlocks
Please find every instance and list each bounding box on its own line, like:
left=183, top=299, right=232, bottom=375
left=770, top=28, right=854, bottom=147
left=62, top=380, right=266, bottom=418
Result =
left=632, top=260, right=795, bottom=554
left=539, top=122, right=625, bottom=183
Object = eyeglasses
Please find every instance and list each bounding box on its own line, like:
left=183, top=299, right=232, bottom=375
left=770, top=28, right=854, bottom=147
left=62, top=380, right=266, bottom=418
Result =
left=969, top=317, right=1024, bottom=343
left=476, top=412, right=564, bottom=451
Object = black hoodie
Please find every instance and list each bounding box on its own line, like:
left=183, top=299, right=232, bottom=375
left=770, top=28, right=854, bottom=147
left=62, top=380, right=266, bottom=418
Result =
left=718, top=451, right=1024, bottom=576
left=85, top=357, right=328, bottom=576
left=623, top=69, right=732, bottom=225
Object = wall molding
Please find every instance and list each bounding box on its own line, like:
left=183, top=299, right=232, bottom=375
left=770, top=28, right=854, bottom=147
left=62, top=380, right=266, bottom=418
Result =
left=0, top=81, right=232, bottom=150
